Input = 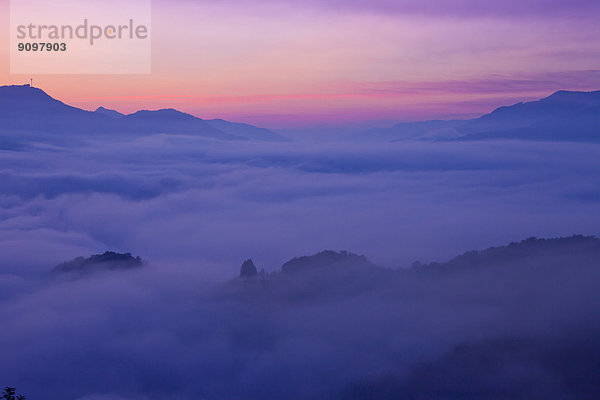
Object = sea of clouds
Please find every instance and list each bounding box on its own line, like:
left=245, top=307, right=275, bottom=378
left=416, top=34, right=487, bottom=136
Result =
left=1, top=136, right=599, bottom=399
left=1, top=136, right=599, bottom=276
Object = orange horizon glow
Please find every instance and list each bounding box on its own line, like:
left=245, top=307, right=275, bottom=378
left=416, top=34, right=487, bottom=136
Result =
left=2, top=0, right=600, bottom=128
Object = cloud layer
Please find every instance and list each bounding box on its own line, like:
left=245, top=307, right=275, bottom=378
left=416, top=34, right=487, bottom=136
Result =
left=1, top=134, right=600, bottom=398
left=1, top=136, right=600, bottom=276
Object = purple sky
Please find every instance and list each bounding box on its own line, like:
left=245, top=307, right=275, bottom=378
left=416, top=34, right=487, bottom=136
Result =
left=3, top=0, right=600, bottom=126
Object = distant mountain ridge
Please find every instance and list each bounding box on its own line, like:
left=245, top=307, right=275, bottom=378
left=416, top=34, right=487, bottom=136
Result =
left=359, top=90, right=600, bottom=143
left=95, top=106, right=124, bottom=119
left=240, top=235, right=600, bottom=281
left=5, top=84, right=597, bottom=143
left=413, top=235, right=600, bottom=273
left=0, top=84, right=287, bottom=142
left=234, top=236, right=600, bottom=302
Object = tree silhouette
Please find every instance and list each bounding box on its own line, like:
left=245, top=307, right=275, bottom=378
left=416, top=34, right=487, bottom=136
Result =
left=2, top=387, right=26, bottom=400
left=240, top=259, right=258, bottom=278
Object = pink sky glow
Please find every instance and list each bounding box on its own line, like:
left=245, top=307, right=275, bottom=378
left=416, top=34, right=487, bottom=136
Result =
left=2, top=0, right=600, bottom=128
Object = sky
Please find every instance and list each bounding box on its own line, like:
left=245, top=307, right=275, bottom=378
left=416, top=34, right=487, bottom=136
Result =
left=2, top=0, right=600, bottom=127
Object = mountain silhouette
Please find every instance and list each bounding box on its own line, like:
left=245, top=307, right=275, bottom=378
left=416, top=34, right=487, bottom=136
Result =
left=94, top=106, right=124, bottom=119
left=359, top=90, right=600, bottom=142
left=0, top=84, right=109, bottom=135
left=119, top=108, right=234, bottom=139
left=457, top=90, right=600, bottom=141
left=0, top=84, right=286, bottom=141
left=281, top=250, right=376, bottom=275
left=249, top=236, right=600, bottom=281
left=206, top=118, right=289, bottom=142
left=412, top=235, right=600, bottom=273
left=53, top=251, right=144, bottom=276
left=359, top=120, right=465, bottom=141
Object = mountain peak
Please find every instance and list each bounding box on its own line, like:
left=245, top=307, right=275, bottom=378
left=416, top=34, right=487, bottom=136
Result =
left=0, top=84, right=286, bottom=141
left=95, top=106, right=124, bottom=119
left=125, top=108, right=197, bottom=121
left=0, top=84, right=56, bottom=101
left=542, top=89, right=600, bottom=104
left=0, top=84, right=91, bottom=122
